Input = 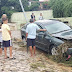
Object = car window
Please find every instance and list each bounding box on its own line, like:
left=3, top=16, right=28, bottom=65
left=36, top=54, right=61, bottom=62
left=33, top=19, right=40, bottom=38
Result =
left=22, top=23, right=30, bottom=29
left=22, top=26, right=26, bottom=29
left=36, top=24, right=44, bottom=33
left=37, top=25, right=43, bottom=29
left=44, top=22, right=71, bottom=34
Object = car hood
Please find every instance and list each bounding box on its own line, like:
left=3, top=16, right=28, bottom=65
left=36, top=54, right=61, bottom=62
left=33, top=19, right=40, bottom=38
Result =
left=52, top=29, right=72, bottom=40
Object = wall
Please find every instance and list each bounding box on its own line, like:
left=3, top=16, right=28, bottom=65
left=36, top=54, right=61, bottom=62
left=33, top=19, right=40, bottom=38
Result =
left=11, top=10, right=72, bottom=29
left=54, top=17, right=72, bottom=26
left=11, top=10, right=53, bottom=24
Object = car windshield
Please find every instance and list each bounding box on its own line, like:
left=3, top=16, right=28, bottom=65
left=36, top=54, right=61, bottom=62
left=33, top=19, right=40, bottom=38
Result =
left=44, top=22, right=71, bottom=34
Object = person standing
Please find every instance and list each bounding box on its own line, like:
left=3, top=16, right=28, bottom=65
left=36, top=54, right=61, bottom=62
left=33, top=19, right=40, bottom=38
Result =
left=26, top=19, right=46, bottom=57
left=0, top=24, right=2, bottom=56
left=2, top=18, right=13, bottom=59
left=31, top=13, right=35, bottom=21
left=39, top=13, right=43, bottom=20
left=0, top=14, right=7, bottom=56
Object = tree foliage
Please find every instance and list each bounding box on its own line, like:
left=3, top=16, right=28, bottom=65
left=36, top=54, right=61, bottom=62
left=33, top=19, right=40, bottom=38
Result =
left=63, top=1, right=72, bottom=17
left=49, top=0, right=72, bottom=18
left=0, top=0, right=29, bottom=19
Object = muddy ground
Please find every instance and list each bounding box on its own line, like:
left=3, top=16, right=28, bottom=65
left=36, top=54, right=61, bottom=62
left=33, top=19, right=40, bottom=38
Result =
left=12, top=30, right=72, bottom=72
left=0, top=30, right=72, bottom=72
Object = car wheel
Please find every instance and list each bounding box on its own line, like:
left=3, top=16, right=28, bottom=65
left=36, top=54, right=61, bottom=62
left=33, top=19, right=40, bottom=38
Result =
left=22, top=36, right=25, bottom=40
left=21, top=36, right=27, bottom=45
left=49, top=45, right=58, bottom=55
left=22, top=36, right=24, bottom=39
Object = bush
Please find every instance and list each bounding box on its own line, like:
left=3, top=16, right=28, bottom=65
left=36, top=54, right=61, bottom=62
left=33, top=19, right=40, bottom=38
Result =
left=0, top=0, right=29, bottom=20
left=49, top=0, right=72, bottom=18
left=63, top=1, right=72, bottom=17
left=1, top=6, right=15, bottom=21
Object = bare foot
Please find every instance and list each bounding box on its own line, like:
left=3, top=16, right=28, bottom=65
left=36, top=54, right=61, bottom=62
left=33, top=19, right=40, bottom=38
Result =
left=0, top=54, right=2, bottom=56
left=34, top=53, right=36, bottom=56
left=9, top=56, right=13, bottom=58
left=4, top=57, right=7, bottom=59
left=4, top=56, right=9, bottom=59
left=30, top=54, right=33, bottom=57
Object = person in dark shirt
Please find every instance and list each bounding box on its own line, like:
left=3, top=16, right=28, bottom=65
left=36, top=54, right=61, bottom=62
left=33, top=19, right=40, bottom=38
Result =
left=31, top=13, right=35, bottom=21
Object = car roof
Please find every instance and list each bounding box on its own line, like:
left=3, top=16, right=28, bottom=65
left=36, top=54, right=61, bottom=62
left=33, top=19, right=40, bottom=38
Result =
left=35, top=19, right=60, bottom=25
left=35, top=20, right=53, bottom=22
left=24, top=19, right=61, bottom=28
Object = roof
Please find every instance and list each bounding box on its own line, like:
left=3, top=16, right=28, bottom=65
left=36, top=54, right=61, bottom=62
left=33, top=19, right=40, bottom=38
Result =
left=28, top=0, right=49, bottom=2
left=39, top=0, right=49, bottom=2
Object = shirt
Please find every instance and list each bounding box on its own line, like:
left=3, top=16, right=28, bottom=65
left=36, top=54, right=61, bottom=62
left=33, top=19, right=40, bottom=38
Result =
left=31, top=15, right=35, bottom=19
left=2, top=24, right=11, bottom=41
left=26, top=23, right=40, bottom=39
left=0, top=29, right=2, bottom=42
left=39, top=16, right=43, bottom=20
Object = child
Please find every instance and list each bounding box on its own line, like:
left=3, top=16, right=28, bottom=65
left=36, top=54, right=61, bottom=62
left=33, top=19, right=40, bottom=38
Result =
left=2, top=18, right=14, bottom=59
left=0, top=23, right=2, bottom=56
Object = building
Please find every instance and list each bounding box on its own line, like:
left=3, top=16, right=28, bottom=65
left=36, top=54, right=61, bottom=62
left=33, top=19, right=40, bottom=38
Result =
left=39, top=0, right=50, bottom=9
left=28, top=0, right=50, bottom=9
left=39, top=0, right=49, bottom=2
left=28, top=0, right=39, bottom=7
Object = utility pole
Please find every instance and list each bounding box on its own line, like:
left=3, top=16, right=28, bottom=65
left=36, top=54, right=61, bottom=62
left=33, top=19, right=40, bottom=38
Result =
left=19, top=0, right=28, bottom=23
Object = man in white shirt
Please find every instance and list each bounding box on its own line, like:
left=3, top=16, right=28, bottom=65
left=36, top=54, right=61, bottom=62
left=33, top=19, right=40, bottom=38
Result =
left=26, top=19, right=46, bottom=57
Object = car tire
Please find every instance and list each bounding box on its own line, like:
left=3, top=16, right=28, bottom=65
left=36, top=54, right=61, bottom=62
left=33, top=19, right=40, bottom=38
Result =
left=22, top=36, right=25, bottom=40
left=22, top=36, right=24, bottom=39
left=49, top=45, right=58, bottom=55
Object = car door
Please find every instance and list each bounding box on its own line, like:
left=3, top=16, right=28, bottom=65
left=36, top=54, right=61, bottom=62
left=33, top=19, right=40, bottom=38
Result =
left=35, top=24, right=48, bottom=51
left=43, top=34, right=52, bottom=51
left=35, top=24, right=52, bottom=51
left=35, top=24, right=43, bottom=48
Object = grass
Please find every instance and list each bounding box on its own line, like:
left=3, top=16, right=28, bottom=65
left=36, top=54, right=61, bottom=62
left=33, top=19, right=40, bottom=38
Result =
left=41, top=70, right=54, bottom=72
left=30, top=62, right=46, bottom=69
left=46, top=54, right=72, bottom=67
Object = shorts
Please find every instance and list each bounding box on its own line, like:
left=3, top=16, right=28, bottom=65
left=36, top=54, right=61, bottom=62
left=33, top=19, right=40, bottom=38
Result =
left=3, top=40, right=12, bottom=47
left=0, top=42, right=2, bottom=48
left=27, top=38, right=35, bottom=47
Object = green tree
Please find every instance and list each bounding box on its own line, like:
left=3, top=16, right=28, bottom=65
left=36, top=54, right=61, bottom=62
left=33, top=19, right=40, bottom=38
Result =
left=63, top=1, right=72, bottom=17
left=0, top=0, right=29, bottom=19
left=49, top=0, right=65, bottom=18
left=49, top=0, right=72, bottom=18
